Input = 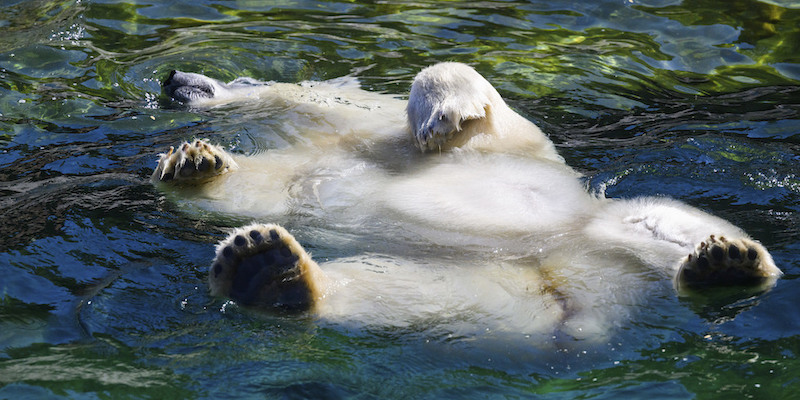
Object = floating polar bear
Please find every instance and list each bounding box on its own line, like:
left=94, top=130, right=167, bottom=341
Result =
left=153, top=62, right=781, bottom=341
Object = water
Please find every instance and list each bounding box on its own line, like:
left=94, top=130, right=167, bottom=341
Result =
left=1, top=0, right=799, bottom=398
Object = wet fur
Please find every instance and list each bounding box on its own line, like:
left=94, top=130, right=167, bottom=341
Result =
left=155, top=62, right=781, bottom=342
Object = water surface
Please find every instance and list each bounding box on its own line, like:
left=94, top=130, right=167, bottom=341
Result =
left=1, top=0, right=799, bottom=398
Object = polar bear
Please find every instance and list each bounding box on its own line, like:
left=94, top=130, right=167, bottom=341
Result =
left=153, top=62, right=781, bottom=341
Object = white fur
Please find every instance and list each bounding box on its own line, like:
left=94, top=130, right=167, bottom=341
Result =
left=408, top=63, right=563, bottom=161
left=158, top=63, right=781, bottom=342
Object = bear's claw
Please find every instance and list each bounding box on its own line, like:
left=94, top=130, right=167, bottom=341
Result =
left=152, top=139, right=237, bottom=184
left=676, top=235, right=780, bottom=289
left=209, top=224, right=324, bottom=311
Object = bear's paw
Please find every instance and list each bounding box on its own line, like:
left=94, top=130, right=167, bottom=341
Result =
left=209, top=224, right=320, bottom=311
left=676, top=235, right=781, bottom=289
left=152, top=139, right=237, bottom=184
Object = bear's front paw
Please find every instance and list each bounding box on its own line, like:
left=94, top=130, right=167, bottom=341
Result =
left=209, top=224, right=324, bottom=311
left=676, top=235, right=781, bottom=290
left=151, top=139, right=237, bottom=184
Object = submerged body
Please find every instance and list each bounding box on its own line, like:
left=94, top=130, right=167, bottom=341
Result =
left=154, top=63, right=781, bottom=342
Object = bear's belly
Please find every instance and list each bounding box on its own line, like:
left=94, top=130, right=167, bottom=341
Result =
left=381, top=154, right=596, bottom=235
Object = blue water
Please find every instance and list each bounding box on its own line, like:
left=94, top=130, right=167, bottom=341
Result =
left=1, top=0, right=799, bottom=398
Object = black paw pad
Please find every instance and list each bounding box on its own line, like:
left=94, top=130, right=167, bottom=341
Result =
left=234, top=235, right=247, bottom=247
left=728, top=244, right=741, bottom=259
left=711, top=246, right=724, bottom=262
left=179, top=160, right=197, bottom=177
left=197, top=157, right=211, bottom=172
left=222, top=246, right=234, bottom=259
left=697, top=255, right=709, bottom=270
left=249, top=230, right=263, bottom=244
left=227, top=243, right=304, bottom=308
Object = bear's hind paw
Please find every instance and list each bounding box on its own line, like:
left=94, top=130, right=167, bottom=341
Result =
left=209, top=224, right=324, bottom=311
left=152, top=139, right=237, bottom=184
left=676, top=235, right=781, bottom=290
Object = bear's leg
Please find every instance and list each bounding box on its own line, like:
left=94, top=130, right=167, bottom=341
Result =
left=151, top=139, right=238, bottom=185
left=208, top=223, right=327, bottom=311
left=676, top=235, right=781, bottom=289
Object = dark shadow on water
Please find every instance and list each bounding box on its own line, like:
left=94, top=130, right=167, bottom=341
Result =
left=678, top=284, right=776, bottom=325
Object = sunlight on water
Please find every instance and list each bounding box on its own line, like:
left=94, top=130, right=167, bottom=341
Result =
left=0, top=0, right=799, bottom=398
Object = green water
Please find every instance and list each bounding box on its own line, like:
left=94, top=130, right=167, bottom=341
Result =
left=1, top=0, right=799, bottom=398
